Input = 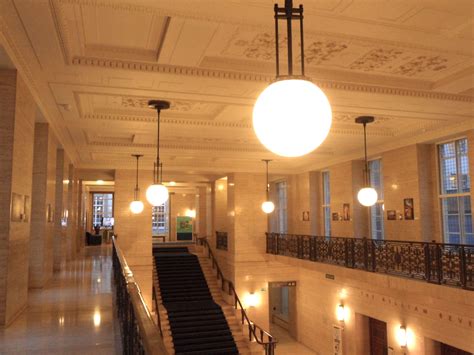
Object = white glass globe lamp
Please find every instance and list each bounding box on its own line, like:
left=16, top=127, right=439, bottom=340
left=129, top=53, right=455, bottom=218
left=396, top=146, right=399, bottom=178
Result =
left=261, top=201, right=275, bottom=214
left=253, top=79, right=332, bottom=157
left=146, top=184, right=169, bottom=206
left=357, top=187, right=378, bottom=207
left=130, top=200, right=144, bottom=214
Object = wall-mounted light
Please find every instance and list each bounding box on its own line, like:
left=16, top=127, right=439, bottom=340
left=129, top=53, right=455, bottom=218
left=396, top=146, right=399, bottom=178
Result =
left=336, top=304, right=345, bottom=322
left=245, top=292, right=259, bottom=308
left=217, top=184, right=224, bottom=191
left=96, top=180, right=104, bottom=185
left=185, top=209, right=196, bottom=218
left=397, top=326, right=407, bottom=348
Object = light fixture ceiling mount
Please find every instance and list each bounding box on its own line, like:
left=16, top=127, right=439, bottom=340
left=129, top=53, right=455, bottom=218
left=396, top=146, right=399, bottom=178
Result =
left=252, top=0, right=332, bottom=158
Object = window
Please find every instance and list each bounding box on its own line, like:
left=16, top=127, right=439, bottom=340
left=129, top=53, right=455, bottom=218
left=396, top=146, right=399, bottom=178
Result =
left=92, top=193, right=113, bottom=228
left=322, top=171, right=331, bottom=237
left=438, top=138, right=472, bottom=244
left=152, top=200, right=169, bottom=236
left=275, top=181, right=288, bottom=233
left=369, top=159, right=384, bottom=240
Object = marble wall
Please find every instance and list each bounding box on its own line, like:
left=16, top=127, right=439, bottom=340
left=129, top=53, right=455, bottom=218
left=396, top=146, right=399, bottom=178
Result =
left=0, top=70, right=35, bottom=325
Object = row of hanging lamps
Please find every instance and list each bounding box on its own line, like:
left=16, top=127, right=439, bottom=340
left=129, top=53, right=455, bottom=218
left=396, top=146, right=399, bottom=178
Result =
left=129, top=154, right=144, bottom=214
left=261, top=159, right=275, bottom=214
left=146, top=100, right=170, bottom=206
left=252, top=0, right=332, bottom=158
left=355, top=116, right=378, bottom=207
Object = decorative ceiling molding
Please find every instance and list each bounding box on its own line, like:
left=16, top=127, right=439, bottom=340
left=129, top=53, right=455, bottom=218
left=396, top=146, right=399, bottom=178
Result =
left=71, top=56, right=473, bottom=103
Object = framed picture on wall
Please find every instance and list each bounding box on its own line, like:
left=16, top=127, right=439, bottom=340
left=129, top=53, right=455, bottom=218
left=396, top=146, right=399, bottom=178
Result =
left=403, top=198, right=414, bottom=220
left=332, top=212, right=339, bottom=221
left=342, top=203, right=350, bottom=221
left=387, top=210, right=396, bottom=220
left=302, top=211, right=310, bottom=221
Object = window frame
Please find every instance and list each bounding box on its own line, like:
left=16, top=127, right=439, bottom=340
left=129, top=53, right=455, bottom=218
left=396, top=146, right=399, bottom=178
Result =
left=368, top=158, right=384, bottom=240
left=437, top=137, right=472, bottom=244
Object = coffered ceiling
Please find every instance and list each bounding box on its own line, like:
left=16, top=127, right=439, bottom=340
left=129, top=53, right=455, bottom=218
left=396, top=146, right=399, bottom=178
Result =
left=0, top=0, right=472, bottom=178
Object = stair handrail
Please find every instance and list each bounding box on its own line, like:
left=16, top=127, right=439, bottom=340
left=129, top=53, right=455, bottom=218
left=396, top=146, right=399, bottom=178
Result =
left=197, top=236, right=277, bottom=355
left=112, top=237, right=168, bottom=355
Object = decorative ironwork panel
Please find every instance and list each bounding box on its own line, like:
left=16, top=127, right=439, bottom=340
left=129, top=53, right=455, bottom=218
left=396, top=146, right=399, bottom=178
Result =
left=265, top=233, right=473, bottom=291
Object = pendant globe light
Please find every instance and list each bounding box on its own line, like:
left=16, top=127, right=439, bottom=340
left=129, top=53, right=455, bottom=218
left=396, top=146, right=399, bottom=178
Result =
left=146, top=100, right=170, bottom=206
left=130, top=154, right=144, bottom=214
left=253, top=0, right=332, bottom=157
left=261, top=159, right=275, bottom=214
left=356, top=116, right=378, bottom=207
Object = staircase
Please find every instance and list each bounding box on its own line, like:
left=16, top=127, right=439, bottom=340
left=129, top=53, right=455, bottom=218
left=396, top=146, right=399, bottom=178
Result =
left=153, top=246, right=251, bottom=354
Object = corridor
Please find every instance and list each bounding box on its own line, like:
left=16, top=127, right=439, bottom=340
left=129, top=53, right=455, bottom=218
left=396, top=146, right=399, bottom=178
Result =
left=0, top=246, right=119, bottom=354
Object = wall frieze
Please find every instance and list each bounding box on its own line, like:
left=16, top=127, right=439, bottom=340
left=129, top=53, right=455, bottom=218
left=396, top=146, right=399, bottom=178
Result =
left=71, top=56, right=473, bottom=103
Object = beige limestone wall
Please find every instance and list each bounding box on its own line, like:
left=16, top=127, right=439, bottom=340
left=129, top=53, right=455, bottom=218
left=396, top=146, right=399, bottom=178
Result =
left=0, top=71, right=36, bottom=325
left=309, top=171, right=323, bottom=235
left=328, top=160, right=368, bottom=238
left=169, top=192, right=196, bottom=241
left=29, top=123, right=57, bottom=288
left=197, top=186, right=208, bottom=238
left=287, top=173, right=311, bottom=235
left=114, top=168, right=153, bottom=308
left=265, top=255, right=474, bottom=355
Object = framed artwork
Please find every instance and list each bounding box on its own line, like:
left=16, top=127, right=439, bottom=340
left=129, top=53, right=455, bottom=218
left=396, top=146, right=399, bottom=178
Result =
left=332, top=212, right=339, bottom=221
left=403, top=198, right=414, bottom=220
left=387, top=210, right=396, bottom=220
left=11, top=193, right=24, bottom=222
left=23, top=195, right=30, bottom=222
left=302, top=211, right=310, bottom=221
left=342, top=203, right=350, bottom=221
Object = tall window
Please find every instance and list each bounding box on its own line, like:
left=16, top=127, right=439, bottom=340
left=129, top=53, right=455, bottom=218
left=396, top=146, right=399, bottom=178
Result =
left=369, top=159, right=384, bottom=240
left=92, top=193, right=113, bottom=228
left=152, top=200, right=169, bottom=237
left=276, top=181, right=288, bottom=233
left=439, top=138, right=472, bottom=244
left=322, top=171, right=331, bottom=237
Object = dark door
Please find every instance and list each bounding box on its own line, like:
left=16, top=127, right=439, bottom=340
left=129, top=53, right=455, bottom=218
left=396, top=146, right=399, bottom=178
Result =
left=440, top=343, right=470, bottom=355
left=369, top=317, right=388, bottom=355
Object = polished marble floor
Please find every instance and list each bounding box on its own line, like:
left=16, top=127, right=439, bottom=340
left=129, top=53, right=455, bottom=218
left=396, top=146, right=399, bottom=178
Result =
left=0, top=246, right=120, bottom=355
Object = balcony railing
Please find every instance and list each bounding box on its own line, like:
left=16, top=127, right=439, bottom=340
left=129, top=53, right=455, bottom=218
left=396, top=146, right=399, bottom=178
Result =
left=113, top=238, right=168, bottom=354
left=266, top=233, right=474, bottom=290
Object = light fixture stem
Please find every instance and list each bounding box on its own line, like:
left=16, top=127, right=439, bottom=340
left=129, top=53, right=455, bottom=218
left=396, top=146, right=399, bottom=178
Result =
left=363, top=122, right=369, bottom=186
left=159, top=162, right=163, bottom=184
left=299, top=4, right=304, bottom=76
left=135, top=155, right=139, bottom=190
left=156, top=108, right=161, bottom=184
left=274, top=4, right=279, bottom=77
left=263, top=159, right=272, bottom=200
left=285, top=0, right=293, bottom=76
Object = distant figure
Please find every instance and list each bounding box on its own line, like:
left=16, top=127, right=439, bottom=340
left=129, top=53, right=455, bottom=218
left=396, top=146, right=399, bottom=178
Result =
left=94, top=225, right=100, bottom=235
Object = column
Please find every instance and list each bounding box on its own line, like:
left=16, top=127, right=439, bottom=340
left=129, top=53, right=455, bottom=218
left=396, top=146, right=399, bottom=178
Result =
left=0, top=70, right=36, bottom=325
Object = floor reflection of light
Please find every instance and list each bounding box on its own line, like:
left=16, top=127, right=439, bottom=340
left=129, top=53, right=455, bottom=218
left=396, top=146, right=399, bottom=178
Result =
left=58, top=316, right=65, bottom=327
left=97, top=278, right=101, bottom=283
left=93, top=310, right=101, bottom=327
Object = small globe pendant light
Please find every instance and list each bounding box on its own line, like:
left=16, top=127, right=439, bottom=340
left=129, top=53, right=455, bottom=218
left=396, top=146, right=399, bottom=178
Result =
left=356, top=116, right=378, bottom=207
left=130, top=154, right=144, bottom=214
left=253, top=0, right=332, bottom=157
left=146, top=100, right=170, bottom=206
left=261, top=159, right=275, bottom=214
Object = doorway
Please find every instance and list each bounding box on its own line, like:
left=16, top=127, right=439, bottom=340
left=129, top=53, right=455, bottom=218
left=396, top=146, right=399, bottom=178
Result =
left=368, top=317, right=388, bottom=355
left=268, top=281, right=297, bottom=340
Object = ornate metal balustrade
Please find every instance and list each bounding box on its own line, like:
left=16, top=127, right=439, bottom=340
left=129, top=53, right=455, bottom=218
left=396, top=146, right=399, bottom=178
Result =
left=113, top=238, right=168, bottom=355
left=216, top=231, right=228, bottom=251
left=266, top=233, right=474, bottom=290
